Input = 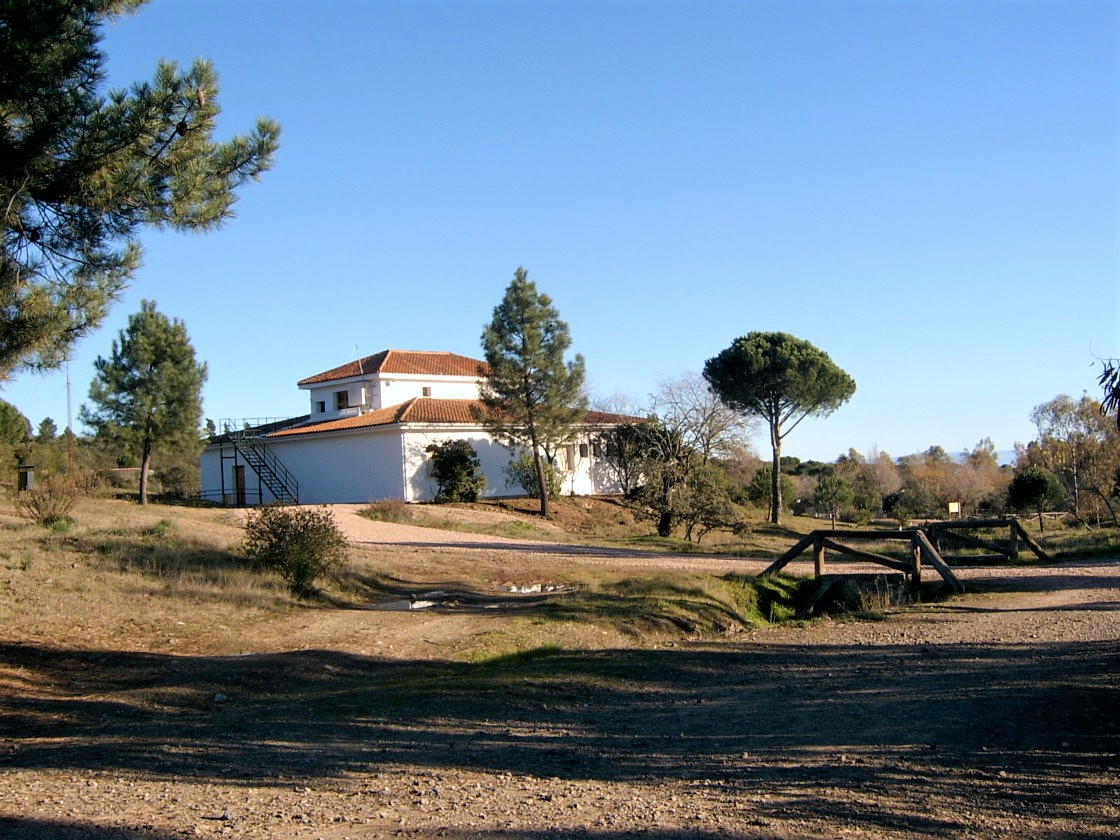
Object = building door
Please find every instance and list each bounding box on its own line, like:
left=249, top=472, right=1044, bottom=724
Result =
left=233, top=465, right=246, bottom=507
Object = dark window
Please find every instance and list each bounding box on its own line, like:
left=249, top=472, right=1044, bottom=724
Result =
left=422, top=386, right=432, bottom=397
left=579, top=443, right=589, bottom=458
left=335, top=390, right=349, bottom=410
left=315, top=400, right=326, bottom=413
left=592, top=442, right=602, bottom=457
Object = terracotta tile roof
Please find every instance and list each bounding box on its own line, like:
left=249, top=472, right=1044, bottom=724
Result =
left=297, top=350, right=489, bottom=386
left=266, top=398, right=491, bottom=437
left=402, top=398, right=488, bottom=425
left=583, top=410, right=647, bottom=425
left=264, top=401, right=634, bottom=439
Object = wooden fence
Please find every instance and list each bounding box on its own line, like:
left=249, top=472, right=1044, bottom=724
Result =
left=760, top=528, right=965, bottom=593
left=760, top=518, right=1053, bottom=595
left=924, top=518, right=1050, bottom=563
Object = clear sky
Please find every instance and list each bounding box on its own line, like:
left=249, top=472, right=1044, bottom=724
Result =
left=4, top=0, right=1117, bottom=463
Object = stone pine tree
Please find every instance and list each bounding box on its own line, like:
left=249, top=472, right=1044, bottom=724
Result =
left=478, top=267, right=587, bottom=516
left=81, top=300, right=208, bottom=504
left=0, top=0, right=279, bottom=378
left=704, top=332, right=855, bottom=525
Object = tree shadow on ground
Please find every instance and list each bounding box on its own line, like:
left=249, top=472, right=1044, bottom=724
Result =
left=0, top=817, right=185, bottom=840
left=3, top=636, right=1117, bottom=834
left=958, top=556, right=1120, bottom=595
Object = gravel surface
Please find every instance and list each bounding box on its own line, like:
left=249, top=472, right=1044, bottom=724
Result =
left=2, top=509, right=1117, bottom=839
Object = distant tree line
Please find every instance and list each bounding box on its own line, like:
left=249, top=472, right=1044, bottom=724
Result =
left=589, top=388, right=1118, bottom=537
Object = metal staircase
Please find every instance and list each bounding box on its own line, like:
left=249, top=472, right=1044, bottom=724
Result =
left=227, top=425, right=300, bottom=504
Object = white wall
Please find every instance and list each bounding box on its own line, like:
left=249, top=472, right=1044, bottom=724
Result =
left=304, top=377, right=370, bottom=418
left=267, top=430, right=405, bottom=502
left=401, top=428, right=520, bottom=501
left=201, top=428, right=405, bottom=504
left=199, top=446, right=234, bottom=503
left=201, top=424, right=625, bottom=505
left=303, top=374, right=482, bottom=420
left=381, top=375, right=481, bottom=404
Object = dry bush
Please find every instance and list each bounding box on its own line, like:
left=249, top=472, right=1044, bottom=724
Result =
left=15, top=471, right=99, bottom=528
left=243, top=505, right=349, bottom=596
left=363, top=498, right=413, bottom=523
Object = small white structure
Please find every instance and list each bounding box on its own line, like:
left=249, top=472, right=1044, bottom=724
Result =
left=200, top=349, right=630, bottom=505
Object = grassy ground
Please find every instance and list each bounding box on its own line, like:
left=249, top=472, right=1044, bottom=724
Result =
left=4, top=493, right=1116, bottom=839
left=365, top=493, right=1115, bottom=560
left=2, top=492, right=1112, bottom=660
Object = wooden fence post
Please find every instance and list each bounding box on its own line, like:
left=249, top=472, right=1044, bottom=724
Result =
left=910, top=535, right=922, bottom=585
left=1009, top=522, right=1019, bottom=561
left=929, top=524, right=941, bottom=556
left=814, top=534, right=826, bottom=578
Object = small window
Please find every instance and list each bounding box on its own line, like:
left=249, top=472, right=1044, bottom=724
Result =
left=422, top=386, right=432, bottom=397
left=579, top=443, right=589, bottom=458
left=315, top=400, right=326, bottom=414
left=335, top=390, right=349, bottom=410
left=592, top=442, right=602, bottom=457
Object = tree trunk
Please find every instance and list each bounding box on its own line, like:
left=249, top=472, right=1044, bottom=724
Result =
left=533, top=448, right=549, bottom=517
left=657, top=510, right=673, bottom=537
left=139, top=444, right=152, bottom=506
left=770, top=429, right=782, bottom=525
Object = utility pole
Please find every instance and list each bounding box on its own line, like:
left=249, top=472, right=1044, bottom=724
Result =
left=65, top=357, right=76, bottom=471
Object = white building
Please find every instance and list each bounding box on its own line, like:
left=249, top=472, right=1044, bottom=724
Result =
left=200, top=349, right=630, bottom=505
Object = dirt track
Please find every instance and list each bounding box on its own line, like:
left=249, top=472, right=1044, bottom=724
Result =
left=2, top=512, right=1118, bottom=839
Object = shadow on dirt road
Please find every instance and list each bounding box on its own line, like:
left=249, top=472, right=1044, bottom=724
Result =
left=3, top=637, right=1117, bottom=805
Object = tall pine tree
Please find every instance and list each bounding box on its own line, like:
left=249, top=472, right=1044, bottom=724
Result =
left=0, top=0, right=279, bottom=377
left=478, top=267, right=586, bottom=516
left=81, top=300, right=207, bottom=504
left=704, top=332, right=855, bottom=525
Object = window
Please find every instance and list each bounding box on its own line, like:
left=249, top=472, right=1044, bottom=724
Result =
left=555, top=445, right=575, bottom=470
left=579, top=443, right=589, bottom=458
left=592, top=442, right=602, bottom=457
left=335, top=390, right=349, bottom=410
left=422, top=386, right=432, bottom=397
left=315, top=400, right=326, bottom=414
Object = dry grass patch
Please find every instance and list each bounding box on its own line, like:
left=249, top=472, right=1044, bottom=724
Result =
left=0, top=497, right=294, bottom=653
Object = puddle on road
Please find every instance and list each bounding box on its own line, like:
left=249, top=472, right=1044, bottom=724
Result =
left=369, top=584, right=572, bottom=612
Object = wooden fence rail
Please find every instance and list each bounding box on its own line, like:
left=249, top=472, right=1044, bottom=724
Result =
left=760, top=528, right=965, bottom=594
left=924, top=518, right=1050, bottom=563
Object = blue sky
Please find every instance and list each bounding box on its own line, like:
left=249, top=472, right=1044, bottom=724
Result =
left=4, top=0, right=1117, bottom=462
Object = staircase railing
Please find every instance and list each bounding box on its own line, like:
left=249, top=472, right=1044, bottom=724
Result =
left=222, top=422, right=300, bottom=504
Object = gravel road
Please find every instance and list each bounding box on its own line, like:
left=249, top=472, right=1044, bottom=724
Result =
left=2, top=508, right=1117, bottom=839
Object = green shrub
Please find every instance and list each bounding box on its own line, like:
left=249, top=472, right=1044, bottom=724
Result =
left=242, top=505, right=348, bottom=596
left=156, top=463, right=199, bottom=499
left=426, top=439, right=488, bottom=502
left=505, top=452, right=562, bottom=500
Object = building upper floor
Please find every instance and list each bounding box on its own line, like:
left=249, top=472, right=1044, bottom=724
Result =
left=297, top=349, right=489, bottom=421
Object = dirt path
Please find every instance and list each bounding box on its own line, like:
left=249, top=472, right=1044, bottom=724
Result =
left=2, top=512, right=1118, bottom=839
